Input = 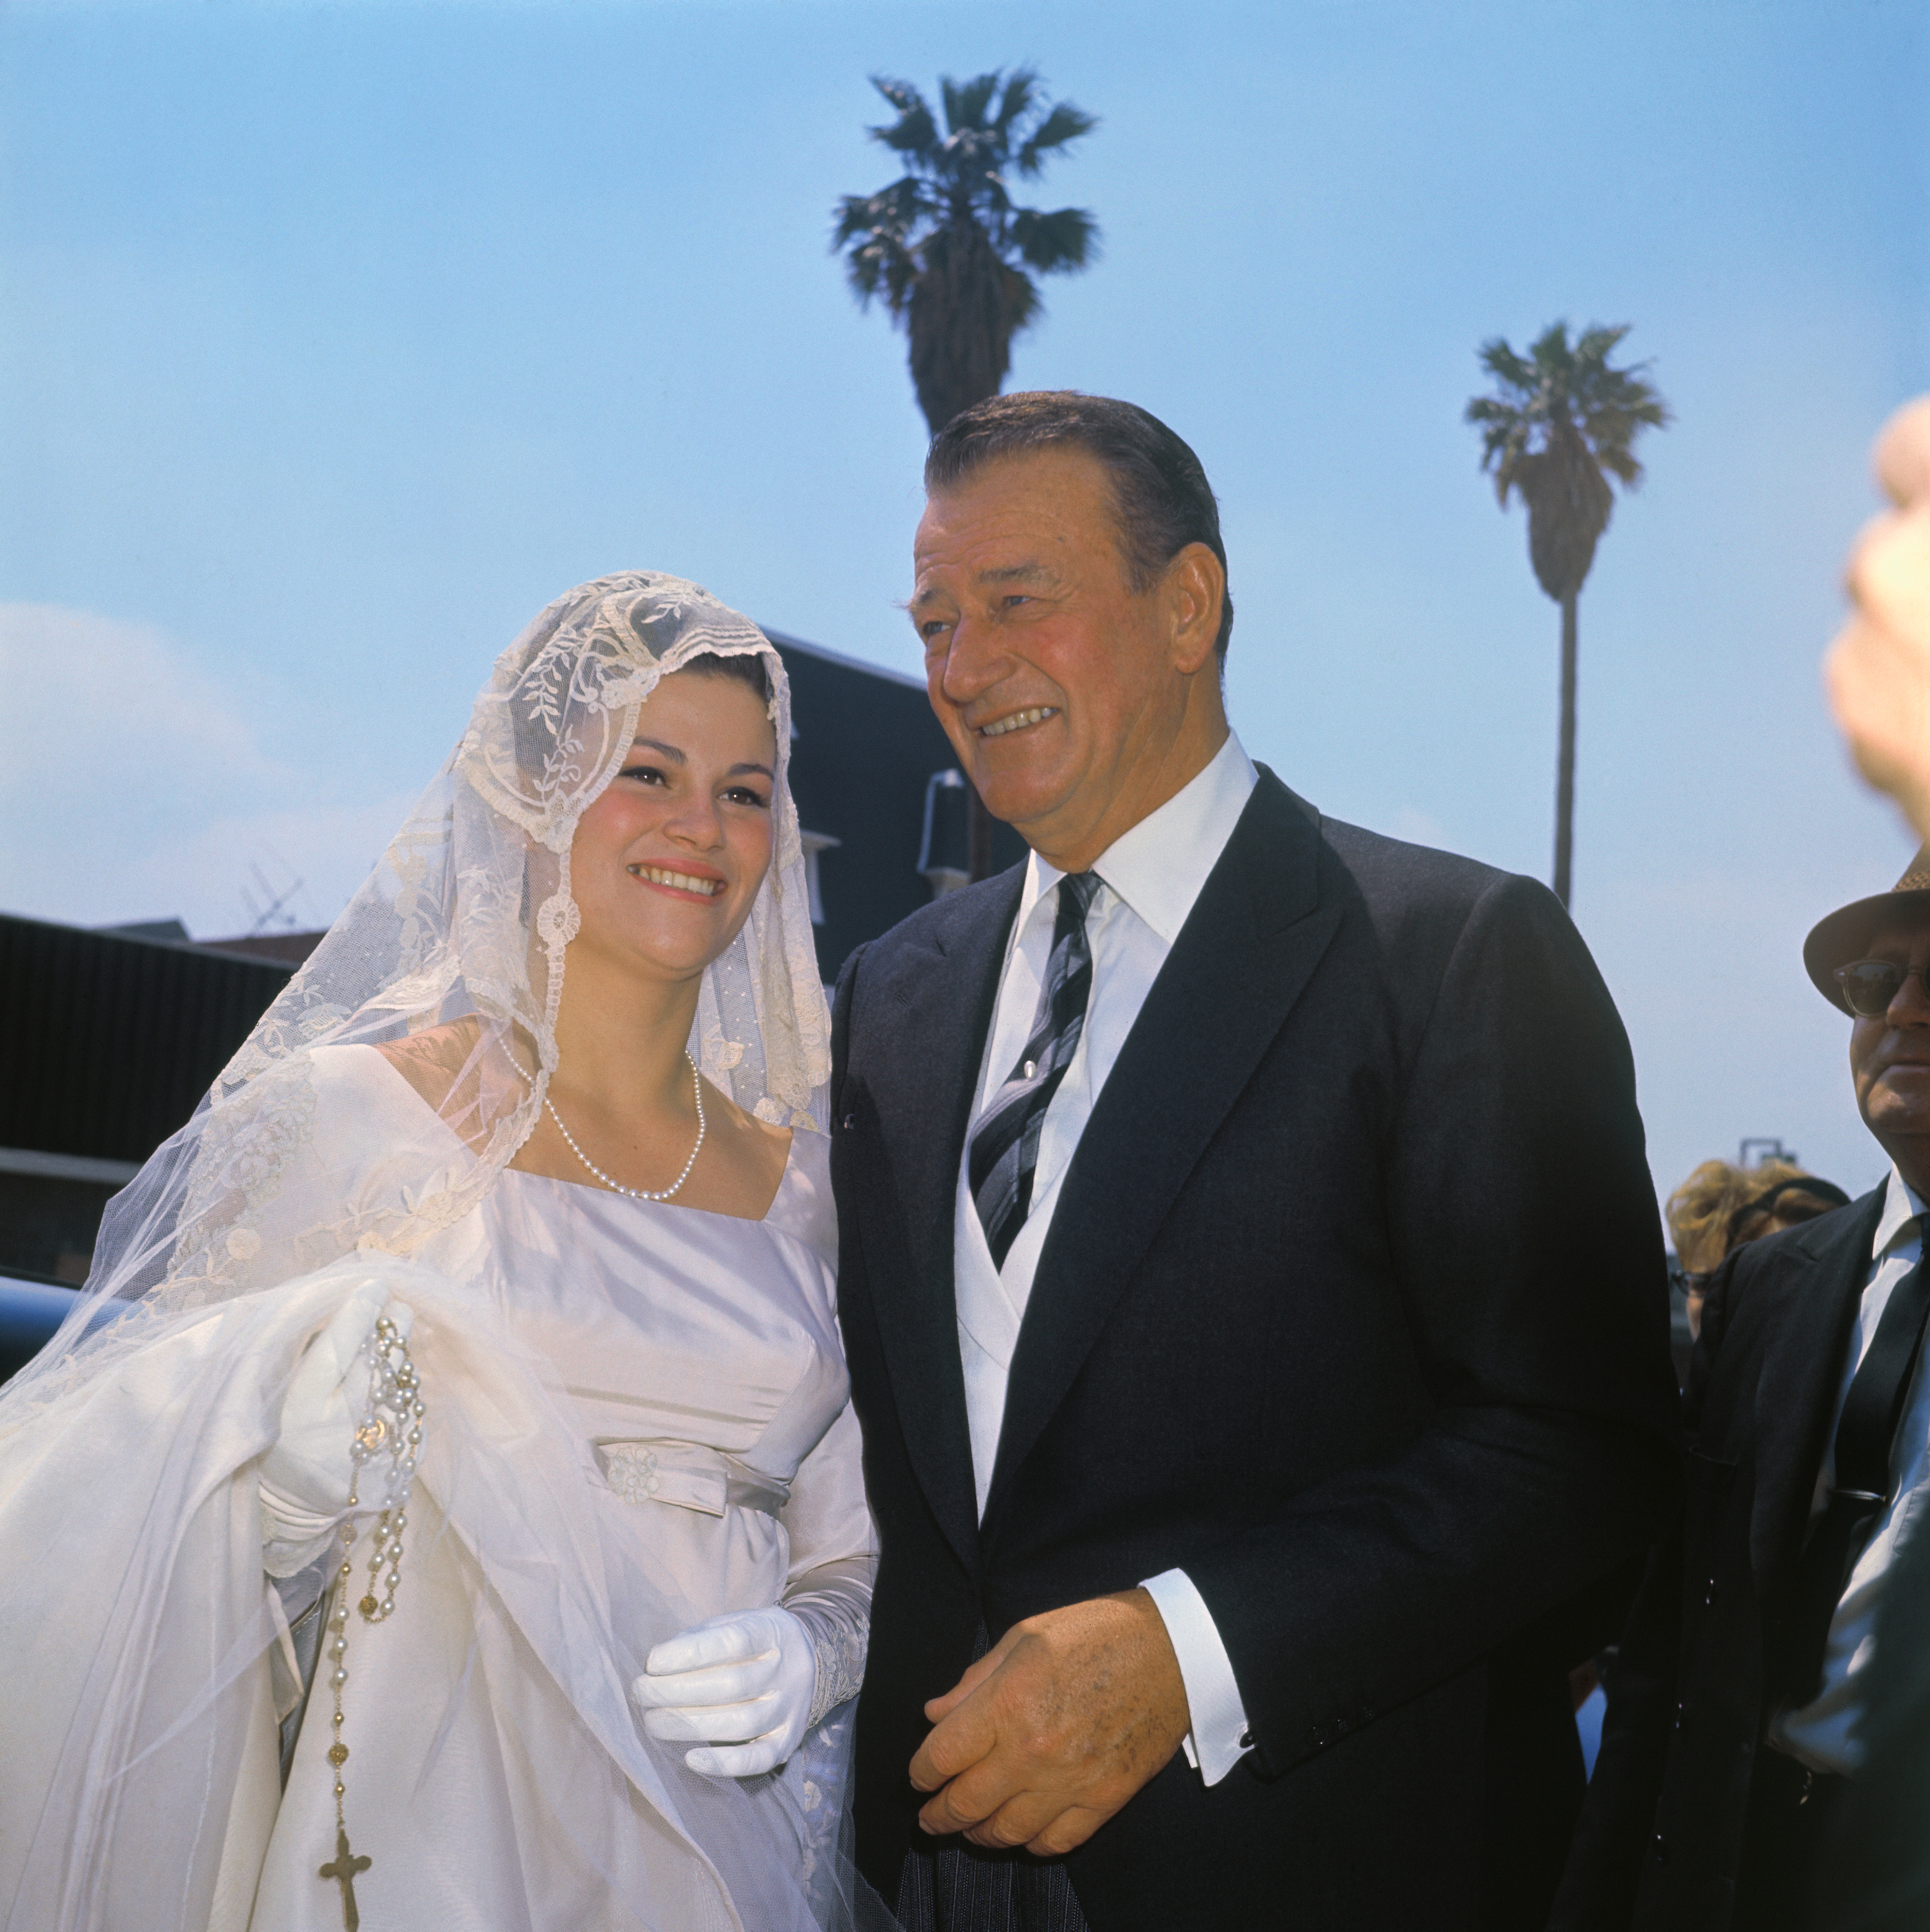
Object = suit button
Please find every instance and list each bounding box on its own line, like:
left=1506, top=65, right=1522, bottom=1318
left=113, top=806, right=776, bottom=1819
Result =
left=1653, top=1834, right=1669, bottom=1866
left=1704, top=1577, right=1718, bottom=1606
left=841, top=1113, right=858, bottom=1132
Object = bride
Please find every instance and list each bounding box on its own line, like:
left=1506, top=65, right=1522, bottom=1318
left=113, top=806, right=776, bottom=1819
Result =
left=0, top=574, right=884, bottom=1930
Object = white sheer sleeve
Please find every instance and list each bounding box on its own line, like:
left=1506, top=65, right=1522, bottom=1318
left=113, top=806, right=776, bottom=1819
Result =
left=780, top=1400, right=875, bottom=1725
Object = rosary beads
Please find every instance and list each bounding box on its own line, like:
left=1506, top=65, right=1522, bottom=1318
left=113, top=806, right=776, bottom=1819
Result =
left=318, top=1308, right=425, bottom=1931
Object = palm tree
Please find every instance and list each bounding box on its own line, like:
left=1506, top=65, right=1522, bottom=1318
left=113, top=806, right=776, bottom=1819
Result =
left=1466, top=322, right=1670, bottom=910
left=832, top=69, right=1099, bottom=436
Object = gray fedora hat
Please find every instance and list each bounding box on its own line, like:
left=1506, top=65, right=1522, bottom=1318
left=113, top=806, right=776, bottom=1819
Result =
left=1804, top=845, right=1930, bottom=1008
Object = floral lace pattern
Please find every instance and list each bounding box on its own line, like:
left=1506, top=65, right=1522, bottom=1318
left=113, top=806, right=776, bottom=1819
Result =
left=1, top=573, right=833, bottom=1424
left=602, top=1443, right=662, bottom=1503
left=784, top=1561, right=872, bottom=1733
left=805, top=1615, right=868, bottom=1730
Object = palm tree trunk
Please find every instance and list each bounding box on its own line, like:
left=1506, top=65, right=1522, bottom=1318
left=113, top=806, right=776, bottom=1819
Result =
left=1553, top=591, right=1578, bottom=910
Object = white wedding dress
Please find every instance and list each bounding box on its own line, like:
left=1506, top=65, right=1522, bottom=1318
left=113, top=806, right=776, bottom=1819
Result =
left=2, top=1046, right=872, bottom=1932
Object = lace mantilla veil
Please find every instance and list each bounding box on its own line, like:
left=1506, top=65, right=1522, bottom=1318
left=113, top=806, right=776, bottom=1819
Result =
left=10, top=570, right=829, bottom=1388
left=0, top=575, right=887, bottom=1932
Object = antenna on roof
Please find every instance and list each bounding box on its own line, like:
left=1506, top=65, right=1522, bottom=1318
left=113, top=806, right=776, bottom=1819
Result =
left=240, top=858, right=305, bottom=936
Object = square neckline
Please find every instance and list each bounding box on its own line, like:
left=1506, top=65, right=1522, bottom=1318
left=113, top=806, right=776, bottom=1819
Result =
left=355, top=1043, right=802, bottom=1225
left=500, top=1130, right=800, bottom=1225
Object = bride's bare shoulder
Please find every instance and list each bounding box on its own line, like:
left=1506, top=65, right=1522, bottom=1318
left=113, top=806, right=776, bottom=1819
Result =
left=375, top=1016, right=488, bottom=1111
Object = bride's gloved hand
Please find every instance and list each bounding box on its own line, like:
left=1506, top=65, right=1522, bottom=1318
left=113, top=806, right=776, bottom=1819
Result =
left=634, top=1607, right=818, bottom=1777
left=259, top=1280, right=414, bottom=1574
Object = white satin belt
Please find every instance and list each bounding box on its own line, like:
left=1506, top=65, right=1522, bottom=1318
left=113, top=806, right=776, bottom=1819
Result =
left=596, top=1440, right=792, bottom=1518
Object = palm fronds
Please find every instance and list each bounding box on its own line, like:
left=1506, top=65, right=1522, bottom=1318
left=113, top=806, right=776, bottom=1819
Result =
left=1467, top=324, right=1670, bottom=517
left=833, top=68, right=1100, bottom=432
left=1465, top=320, right=1671, bottom=909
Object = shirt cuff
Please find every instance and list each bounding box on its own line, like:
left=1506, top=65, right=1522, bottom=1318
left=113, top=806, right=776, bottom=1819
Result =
left=1139, top=1568, right=1252, bottom=1786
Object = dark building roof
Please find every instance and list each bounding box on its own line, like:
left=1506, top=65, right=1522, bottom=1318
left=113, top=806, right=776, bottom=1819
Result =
left=99, top=920, right=329, bottom=970
left=103, top=918, right=191, bottom=943
left=191, top=930, right=329, bottom=968
left=1, top=913, right=295, bottom=1166
left=768, top=630, right=1026, bottom=983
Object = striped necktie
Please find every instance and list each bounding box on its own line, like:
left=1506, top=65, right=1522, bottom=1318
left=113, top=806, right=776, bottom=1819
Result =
left=968, top=871, right=1102, bottom=1272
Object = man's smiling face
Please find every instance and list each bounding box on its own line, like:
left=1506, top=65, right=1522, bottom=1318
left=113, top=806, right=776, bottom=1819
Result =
left=910, top=445, right=1216, bottom=867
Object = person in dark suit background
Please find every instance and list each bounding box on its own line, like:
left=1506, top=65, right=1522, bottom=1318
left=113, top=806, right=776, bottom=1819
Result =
left=1553, top=852, right=1930, bottom=1932
left=828, top=390, right=1682, bottom=1931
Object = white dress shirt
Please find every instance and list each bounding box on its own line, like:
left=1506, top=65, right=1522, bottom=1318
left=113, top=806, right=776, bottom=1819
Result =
left=953, top=728, right=1258, bottom=1785
left=1772, top=1165, right=1929, bottom=1774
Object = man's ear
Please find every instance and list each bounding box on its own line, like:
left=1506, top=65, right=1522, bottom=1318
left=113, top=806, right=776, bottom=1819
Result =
left=1164, top=543, right=1226, bottom=677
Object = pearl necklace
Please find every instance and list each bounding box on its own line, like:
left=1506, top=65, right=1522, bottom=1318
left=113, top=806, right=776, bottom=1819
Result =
left=544, top=1052, right=706, bottom=1201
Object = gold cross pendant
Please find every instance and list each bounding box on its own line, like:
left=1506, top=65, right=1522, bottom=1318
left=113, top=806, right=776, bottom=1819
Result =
left=318, top=1824, right=372, bottom=1931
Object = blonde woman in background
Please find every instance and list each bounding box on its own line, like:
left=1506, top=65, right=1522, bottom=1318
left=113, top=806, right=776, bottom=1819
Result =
left=1666, top=1159, right=1852, bottom=1338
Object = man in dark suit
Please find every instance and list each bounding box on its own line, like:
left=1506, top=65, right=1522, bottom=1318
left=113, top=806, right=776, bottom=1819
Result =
left=1553, top=851, right=1930, bottom=1931
left=829, top=391, right=1682, bottom=1930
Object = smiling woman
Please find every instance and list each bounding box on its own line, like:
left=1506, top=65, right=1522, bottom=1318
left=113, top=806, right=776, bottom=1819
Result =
left=506, top=659, right=797, bottom=1220
left=0, top=573, right=887, bottom=1931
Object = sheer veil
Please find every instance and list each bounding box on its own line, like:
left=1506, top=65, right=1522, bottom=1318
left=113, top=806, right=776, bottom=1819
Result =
left=4, top=570, right=830, bottom=1414
left=0, top=574, right=880, bottom=1932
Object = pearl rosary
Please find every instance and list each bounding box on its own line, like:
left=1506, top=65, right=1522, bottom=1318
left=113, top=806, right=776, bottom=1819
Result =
left=318, top=1308, right=424, bottom=1930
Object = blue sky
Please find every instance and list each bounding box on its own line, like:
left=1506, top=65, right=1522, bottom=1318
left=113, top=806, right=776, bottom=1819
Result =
left=3, top=0, right=1927, bottom=1208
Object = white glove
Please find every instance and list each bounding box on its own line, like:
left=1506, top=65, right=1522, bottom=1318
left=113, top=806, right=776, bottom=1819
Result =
left=634, top=1606, right=818, bottom=1777
left=259, top=1281, right=414, bottom=1572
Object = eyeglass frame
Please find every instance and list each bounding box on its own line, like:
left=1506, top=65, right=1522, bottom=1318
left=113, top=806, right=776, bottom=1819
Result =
left=1833, top=957, right=1930, bottom=1018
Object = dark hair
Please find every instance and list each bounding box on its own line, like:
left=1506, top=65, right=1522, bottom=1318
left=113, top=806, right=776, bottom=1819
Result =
left=923, top=391, right=1234, bottom=662
left=678, top=649, right=772, bottom=702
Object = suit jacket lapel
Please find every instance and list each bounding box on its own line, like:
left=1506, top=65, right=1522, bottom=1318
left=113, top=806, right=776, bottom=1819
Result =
left=1749, top=1188, right=1887, bottom=1588
left=984, top=771, right=1341, bottom=1524
left=859, top=868, right=1024, bottom=1579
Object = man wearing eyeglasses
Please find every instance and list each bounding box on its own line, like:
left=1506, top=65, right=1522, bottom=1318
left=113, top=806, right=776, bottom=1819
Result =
left=1554, top=849, right=1930, bottom=1932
